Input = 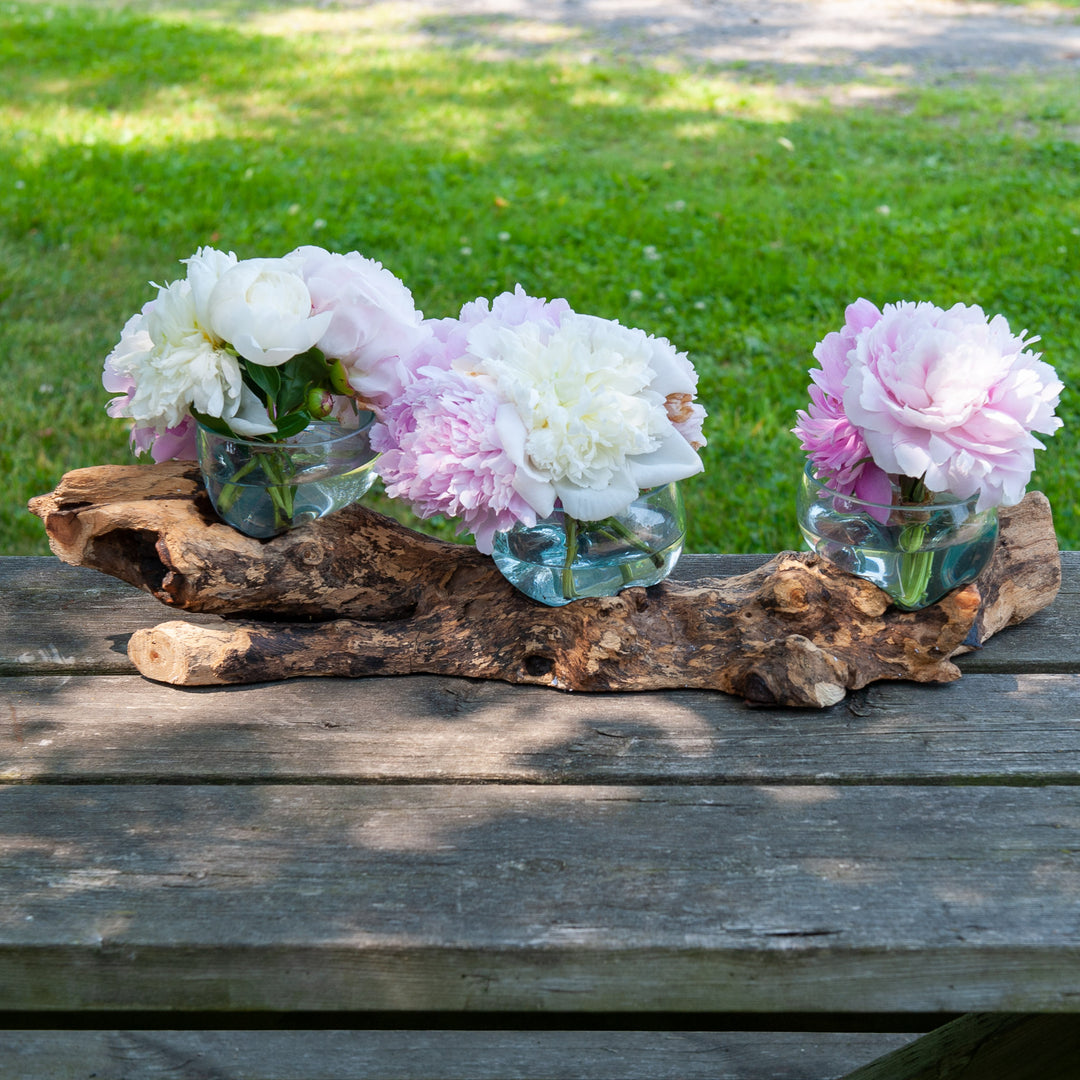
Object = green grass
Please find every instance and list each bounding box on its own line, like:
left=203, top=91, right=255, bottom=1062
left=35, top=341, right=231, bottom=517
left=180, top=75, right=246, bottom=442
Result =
left=2, top=1, right=1078, bottom=555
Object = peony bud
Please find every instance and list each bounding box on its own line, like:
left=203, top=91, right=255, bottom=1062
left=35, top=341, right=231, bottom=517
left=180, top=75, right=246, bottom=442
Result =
left=306, top=388, right=333, bottom=419
left=326, top=358, right=350, bottom=395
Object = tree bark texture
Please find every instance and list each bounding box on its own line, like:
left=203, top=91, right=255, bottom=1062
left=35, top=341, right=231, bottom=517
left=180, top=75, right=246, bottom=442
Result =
left=29, top=463, right=1061, bottom=706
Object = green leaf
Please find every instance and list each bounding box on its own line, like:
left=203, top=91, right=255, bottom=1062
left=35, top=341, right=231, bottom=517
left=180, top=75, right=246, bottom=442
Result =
left=272, top=411, right=312, bottom=440
left=275, top=377, right=309, bottom=417
left=275, top=348, right=332, bottom=416
left=243, top=361, right=282, bottom=407
left=293, top=347, right=334, bottom=387
left=189, top=409, right=232, bottom=437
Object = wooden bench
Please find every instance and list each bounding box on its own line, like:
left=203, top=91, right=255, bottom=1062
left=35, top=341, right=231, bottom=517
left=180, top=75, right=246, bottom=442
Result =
left=3, top=552, right=1079, bottom=1079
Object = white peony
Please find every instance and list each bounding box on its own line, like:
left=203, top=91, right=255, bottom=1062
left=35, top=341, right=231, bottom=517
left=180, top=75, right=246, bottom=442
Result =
left=103, top=244, right=432, bottom=458
left=204, top=256, right=332, bottom=367
left=459, top=311, right=704, bottom=521
left=104, top=261, right=276, bottom=438
left=183, top=246, right=238, bottom=326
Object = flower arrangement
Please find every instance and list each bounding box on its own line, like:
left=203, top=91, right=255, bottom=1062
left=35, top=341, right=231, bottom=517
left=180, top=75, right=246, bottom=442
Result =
left=103, top=245, right=428, bottom=534
left=793, top=298, right=1062, bottom=607
left=371, top=285, right=708, bottom=553
left=103, top=249, right=709, bottom=575
left=103, top=245, right=428, bottom=457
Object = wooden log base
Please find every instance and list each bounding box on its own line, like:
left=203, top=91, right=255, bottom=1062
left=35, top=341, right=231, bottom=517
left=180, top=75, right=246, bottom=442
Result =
left=29, top=464, right=1061, bottom=706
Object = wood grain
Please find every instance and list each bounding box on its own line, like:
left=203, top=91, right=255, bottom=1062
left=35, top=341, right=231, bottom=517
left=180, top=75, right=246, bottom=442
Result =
left=0, top=556, right=219, bottom=676
left=3, top=555, right=1079, bottom=1063
left=0, top=1029, right=919, bottom=1080
left=2, top=783, right=1079, bottom=1014
left=4, top=672, right=1080, bottom=785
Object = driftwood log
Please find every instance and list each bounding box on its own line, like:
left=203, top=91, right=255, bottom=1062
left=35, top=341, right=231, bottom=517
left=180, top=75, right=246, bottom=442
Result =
left=29, top=463, right=1061, bottom=707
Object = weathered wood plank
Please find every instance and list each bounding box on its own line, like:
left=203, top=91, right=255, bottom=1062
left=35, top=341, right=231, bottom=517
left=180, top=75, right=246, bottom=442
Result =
left=842, top=1012, right=1080, bottom=1079
left=0, top=557, right=220, bottom=676
left=2, top=784, right=1079, bottom=1014
left=0, top=1029, right=919, bottom=1080
left=4, top=673, right=1080, bottom=784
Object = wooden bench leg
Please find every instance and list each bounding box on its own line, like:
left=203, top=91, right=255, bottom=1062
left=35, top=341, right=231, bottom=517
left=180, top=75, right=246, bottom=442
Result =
left=840, top=1013, right=1080, bottom=1080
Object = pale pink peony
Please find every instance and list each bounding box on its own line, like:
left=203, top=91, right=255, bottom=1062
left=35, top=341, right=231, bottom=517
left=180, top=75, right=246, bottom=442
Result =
left=843, top=301, right=1062, bottom=510
left=792, top=298, right=893, bottom=504
left=457, top=283, right=573, bottom=333
left=371, top=367, right=538, bottom=554
left=412, top=284, right=573, bottom=377
left=290, top=245, right=432, bottom=410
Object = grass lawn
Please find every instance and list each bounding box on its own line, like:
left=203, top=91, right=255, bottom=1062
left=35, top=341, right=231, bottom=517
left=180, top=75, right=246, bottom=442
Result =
left=2, top=0, right=1078, bottom=555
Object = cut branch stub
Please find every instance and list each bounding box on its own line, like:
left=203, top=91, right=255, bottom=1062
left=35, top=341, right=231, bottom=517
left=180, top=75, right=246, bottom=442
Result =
left=29, top=464, right=1061, bottom=707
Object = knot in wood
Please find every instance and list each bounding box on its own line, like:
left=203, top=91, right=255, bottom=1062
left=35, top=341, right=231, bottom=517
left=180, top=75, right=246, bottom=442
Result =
left=294, top=541, right=325, bottom=567
left=765, top=574, right=809, bottom=614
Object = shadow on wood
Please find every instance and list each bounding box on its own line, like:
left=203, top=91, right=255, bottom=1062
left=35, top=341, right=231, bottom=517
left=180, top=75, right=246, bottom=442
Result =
left=29, top=464, right=1061, bottom=706
left=842, top=1013, right=1080, bottom=1080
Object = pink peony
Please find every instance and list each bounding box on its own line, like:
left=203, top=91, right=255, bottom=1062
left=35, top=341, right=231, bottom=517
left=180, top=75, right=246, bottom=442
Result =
left=371, top=367, right=538, bottom=554
left=131, top=415, right=198, bottom=462
left=373, top=285, right=708, bottom=543
left=370, top=287, right=579, bottom=550
left=290, top=245, right=432, bottom=411
left=793, top=298, right=893, bottom=504
left=843, top=301, right=1062, bottom=510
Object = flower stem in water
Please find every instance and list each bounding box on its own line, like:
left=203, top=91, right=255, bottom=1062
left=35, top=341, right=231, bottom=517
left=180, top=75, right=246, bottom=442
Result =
left=560, top=498, right=669, bottom=600
left=896, top=521, right=933, bottom=608
left=594, top=516, right=666, bottom=582
left=895, top=476, right=933, bottom=609
left=562, top=514, right=579, bottom=600
left=214, top=454, right=259, bottom=517
left=216, top=446, right=296, bottom=533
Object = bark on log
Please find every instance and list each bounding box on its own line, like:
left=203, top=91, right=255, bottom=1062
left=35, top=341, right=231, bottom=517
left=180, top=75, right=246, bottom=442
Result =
left=29, top=464, right=1061, bottom=707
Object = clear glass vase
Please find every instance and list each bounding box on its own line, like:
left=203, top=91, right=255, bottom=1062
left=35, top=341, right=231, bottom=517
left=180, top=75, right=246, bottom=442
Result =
left=797, top=461, right=998, bottom=610
left=196, top=417, right=379, bottom=539
left=491, top=483, right=686, bottom=606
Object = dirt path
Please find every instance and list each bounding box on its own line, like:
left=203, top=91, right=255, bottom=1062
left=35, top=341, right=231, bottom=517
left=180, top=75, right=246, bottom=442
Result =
left=403, top=0, right=1080, bottom=80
